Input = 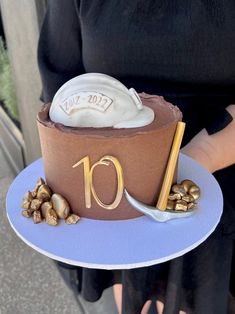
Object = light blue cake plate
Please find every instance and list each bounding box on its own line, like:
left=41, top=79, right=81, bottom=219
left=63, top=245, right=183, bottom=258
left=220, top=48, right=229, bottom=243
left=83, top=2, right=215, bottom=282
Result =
left=6, top=153, right=223, bottom=270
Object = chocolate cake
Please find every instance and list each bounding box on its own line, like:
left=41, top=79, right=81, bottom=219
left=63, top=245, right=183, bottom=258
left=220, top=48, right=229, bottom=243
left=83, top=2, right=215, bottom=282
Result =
left=37, top=74, right=182, bottom=220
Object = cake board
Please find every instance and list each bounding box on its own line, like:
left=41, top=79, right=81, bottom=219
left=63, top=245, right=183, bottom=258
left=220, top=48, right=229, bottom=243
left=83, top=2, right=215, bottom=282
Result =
left=6, top=153, right=223, bottom=270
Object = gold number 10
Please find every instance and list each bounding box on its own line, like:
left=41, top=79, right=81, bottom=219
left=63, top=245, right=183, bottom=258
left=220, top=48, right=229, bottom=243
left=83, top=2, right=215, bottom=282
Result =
left=73, top=156, right=124, bottom=210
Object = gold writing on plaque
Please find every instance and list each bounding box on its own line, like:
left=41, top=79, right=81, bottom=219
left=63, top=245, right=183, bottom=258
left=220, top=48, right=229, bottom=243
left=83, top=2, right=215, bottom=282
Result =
left=73, top=156, right=124, bottom=210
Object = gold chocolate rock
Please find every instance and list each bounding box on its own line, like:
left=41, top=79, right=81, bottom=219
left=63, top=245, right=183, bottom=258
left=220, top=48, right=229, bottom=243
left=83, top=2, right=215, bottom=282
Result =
left=21, top=209, right=32, bottom=218
left=180, top=179, right=195, bottom=193
left=33, top=210, right=42, bottom=224
left=187, top=202, right=196, bottom=210
left=65, top=214, right=80, bottom=225
left=37, top=184, right=52, bottom=201
left=31, top=190, right=37, bottom=198
left=51, top=194, right=70, bottom=219
left=30, top=199, right=42, bottom=211
left=168, top=193, right=181, bottom=201
left=181, top=194, right=195, bottom=203
left=31, top=178, right=45, bottom=197
left=189, top=185, right=200, bottom=200
left=34, top=177, right=45, bottom=190
left=21, top=199, right=31, bottom=209
left=41, top=201, right=53, bottom=218
left=21, top=191, right=34, bottom=208
left=175, top=200, right=188, bottom=211
left=45, top=208, right=58, bottom=226
left=23, top=191, right=34, bottom=202
left=171, top=184, right=186, bottom=196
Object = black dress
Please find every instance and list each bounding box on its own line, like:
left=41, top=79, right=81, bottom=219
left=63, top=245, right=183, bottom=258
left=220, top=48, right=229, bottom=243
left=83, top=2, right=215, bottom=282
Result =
left=38, top=1, right=235, bottom=313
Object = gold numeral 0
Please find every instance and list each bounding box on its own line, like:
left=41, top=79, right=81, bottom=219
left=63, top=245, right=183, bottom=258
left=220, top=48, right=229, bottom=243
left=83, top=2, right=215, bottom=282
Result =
left=73, top=155, right=124, bottom=210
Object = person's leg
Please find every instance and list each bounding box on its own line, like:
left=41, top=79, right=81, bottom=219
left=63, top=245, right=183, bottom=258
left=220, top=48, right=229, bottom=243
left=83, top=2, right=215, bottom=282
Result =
left=156, top=300, right=164, bottom=314
left=113, top=284, right=122, bottom=314
left=113, top=284, right=152, bottom=314
left=114, top=264, right=169, bottom=314
left=114, top=284, right=187, bottom=314
left=140, top=300, right=152, bottom=314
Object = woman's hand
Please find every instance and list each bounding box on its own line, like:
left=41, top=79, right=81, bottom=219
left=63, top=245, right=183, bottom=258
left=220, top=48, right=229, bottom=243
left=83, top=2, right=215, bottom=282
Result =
left=181, top=105, right=235, bottom=173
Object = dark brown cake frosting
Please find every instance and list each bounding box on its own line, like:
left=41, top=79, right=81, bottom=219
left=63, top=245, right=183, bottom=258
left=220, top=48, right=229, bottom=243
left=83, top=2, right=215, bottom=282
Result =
left=37, top=93, right=182, bottom=220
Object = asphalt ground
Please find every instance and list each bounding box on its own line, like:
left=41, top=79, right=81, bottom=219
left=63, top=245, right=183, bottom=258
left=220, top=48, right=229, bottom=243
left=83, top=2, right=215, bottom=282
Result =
left=0, top=146, right=118, bottom=314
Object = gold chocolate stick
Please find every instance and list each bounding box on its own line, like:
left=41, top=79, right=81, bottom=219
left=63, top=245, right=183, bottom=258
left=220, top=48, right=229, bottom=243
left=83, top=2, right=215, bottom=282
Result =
left=156, top=121, right=186, bottom=211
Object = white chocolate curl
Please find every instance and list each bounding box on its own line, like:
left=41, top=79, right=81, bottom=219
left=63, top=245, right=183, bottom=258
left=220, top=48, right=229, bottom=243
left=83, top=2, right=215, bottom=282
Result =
left=49, top=73, right=155, bottom=128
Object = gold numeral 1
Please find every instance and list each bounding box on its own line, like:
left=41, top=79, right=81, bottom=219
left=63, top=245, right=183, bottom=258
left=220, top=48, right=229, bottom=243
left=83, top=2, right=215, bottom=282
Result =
left=73, top=156, right=92, bottom=208
left=73, top=155, right=124, bottom=210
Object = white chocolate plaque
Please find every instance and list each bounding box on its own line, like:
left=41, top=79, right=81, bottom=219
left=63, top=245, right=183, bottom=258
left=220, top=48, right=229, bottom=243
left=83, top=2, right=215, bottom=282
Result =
left=50, top=73, right=155, bottom=128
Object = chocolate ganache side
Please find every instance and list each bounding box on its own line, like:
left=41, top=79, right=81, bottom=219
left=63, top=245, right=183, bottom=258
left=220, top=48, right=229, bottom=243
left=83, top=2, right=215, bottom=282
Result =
left=37, top=93, right=182, bottom=220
